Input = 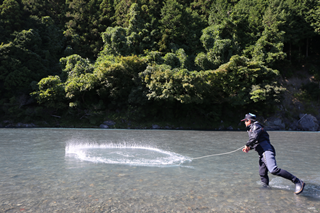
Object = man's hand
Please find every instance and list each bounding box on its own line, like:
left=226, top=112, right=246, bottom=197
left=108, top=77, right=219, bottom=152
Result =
left=242, top=146, right=250, bottom=153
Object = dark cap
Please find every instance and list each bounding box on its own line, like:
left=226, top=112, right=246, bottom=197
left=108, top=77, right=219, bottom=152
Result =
left=241, top=113, right=256, bottom=122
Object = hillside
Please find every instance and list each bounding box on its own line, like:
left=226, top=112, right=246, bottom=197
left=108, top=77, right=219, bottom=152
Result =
left=1, top=0, right=320, bottom=130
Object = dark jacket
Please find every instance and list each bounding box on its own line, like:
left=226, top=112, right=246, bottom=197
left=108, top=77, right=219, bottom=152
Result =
left=246, top=121, right=275, bottom=155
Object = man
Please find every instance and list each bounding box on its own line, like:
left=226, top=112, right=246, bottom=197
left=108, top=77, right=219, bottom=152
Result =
left=241, top=113, right=305, bottom=195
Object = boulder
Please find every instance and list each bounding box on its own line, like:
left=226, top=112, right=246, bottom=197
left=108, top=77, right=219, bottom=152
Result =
left=152, top=124, right=160, bottom=129
left=2, top=122, right=36, bottom=128
left=103, top=120, right=116, bottom=126
left=15, top=123, right=36, bottom=128
left=25, top=123, right=36, bottom=128
left=298, top=114, right=319, bottom=131
left=227, top=126, right=233, bottom=130
left=99, top=124, right=109, bottom=129
left=264, top=117, right=285, bottom=130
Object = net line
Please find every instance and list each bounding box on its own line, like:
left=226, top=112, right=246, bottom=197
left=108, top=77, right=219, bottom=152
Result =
left=191, top=145, right=245, bottom=160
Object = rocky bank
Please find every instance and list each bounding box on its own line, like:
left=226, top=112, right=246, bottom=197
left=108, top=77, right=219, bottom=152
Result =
left=1, top=114, right=319, bottom=131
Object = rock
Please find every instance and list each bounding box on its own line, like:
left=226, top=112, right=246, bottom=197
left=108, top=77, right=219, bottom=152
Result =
left=99, top=124, right=109, bottom=129
left=25, top=123, right=36, bottom=128
left=3, top=122, right=36, bottom=128
left=16, top=123, right=36, bottom=128
left=218, top=125, right=224, bottom=130
left=152, top=124, right=160, bottom=129
left=5, top=124, right=15, bottom=128
left=2, top=120, right=13, bottom=128
left=227, top=126, right=233, bottom=130
left=298, top=114, right=319, bottom=131
left=103, top=120, right=116, bottom=126
left=100, top=120, right=116, bottom=128
left=3, top=120, right=12, bottom=124
left=287, top=119, right=300, bottom=131
left=16, top=123, right=23, bottom=128
left=264, top=117, right=285, bottom=130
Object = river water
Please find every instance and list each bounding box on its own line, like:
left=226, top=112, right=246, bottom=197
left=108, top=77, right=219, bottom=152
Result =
left=0, top=129, right=319, bottom=212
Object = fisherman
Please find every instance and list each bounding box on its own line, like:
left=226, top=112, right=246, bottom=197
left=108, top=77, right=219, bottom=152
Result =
left=241, top=113, right=305, bottom=194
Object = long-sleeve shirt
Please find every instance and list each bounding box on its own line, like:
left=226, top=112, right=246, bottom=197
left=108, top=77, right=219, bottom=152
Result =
left=246, top=121, right=275, bottom=155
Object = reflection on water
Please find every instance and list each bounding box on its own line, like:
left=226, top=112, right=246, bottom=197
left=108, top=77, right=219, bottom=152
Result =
left=0, top=129, right=319, bottom=212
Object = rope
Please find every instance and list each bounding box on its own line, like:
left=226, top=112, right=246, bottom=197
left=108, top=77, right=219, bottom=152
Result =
left=190, top=145, right=245, bottom=160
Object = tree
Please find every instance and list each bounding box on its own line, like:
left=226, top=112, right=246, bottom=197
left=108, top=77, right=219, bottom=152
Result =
left=308, top=1, right=320, bottom=34
left=0, top=29, right=50, bottom=98
left=140, top=55, right=284, bottom=109
left=94, top=55, right=147, bottom=108
left=208, top=0, right=234, bottom=25
left=282, top=0, right=317, bottom=60
left=100, top=3, right=160, bottom=56
left=60, top=54, right=98, bottom=108
left=31, top=75, right=66, bottom=109
left=21, top=0, right=67, bottom=27
left=0, top=0, right=22, bottom=38
left=101, top=26, right=128, bottom=56
left=196, top=21, right=240, bottom=70
left=27, top=16, right=64, bottom=66
left=32, top=54, right=97, bottom=110
left=99, top=0, right=115, bottom=27
left=158, top=0, right=184, bottom=52
left=64, top=0, right=115, bottom=58
left=126, top=3, right=152, bottom=54
left=60, top=54, right=94, bottom=80
left=190, top=0, right=213, bottom=21
left=250, top=1, right=287, bottom=65
left=158, top=0, right=206, bottom=54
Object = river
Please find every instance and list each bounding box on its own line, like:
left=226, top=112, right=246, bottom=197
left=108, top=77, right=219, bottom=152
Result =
left=0, top=129, right=319, bottom=212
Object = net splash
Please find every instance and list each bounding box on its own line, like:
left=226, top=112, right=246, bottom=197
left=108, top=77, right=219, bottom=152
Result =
left=65, top=142, right=192, bottom=167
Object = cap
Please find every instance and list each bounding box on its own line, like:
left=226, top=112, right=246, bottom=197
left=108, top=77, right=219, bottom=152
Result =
left=241, top=113, right=256, bottom=122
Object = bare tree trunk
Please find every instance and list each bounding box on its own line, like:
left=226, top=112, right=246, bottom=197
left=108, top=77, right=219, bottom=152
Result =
left=289, top=42, right=291, bottom=61
left=306, top=38, right=309, bottom=58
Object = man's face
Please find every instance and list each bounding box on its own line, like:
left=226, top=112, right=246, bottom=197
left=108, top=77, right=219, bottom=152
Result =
left=244, top=119, right=251, bottom=127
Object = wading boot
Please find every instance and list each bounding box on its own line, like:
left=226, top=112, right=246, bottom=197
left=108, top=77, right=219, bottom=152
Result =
left=294, top=179, right=305, bottom=195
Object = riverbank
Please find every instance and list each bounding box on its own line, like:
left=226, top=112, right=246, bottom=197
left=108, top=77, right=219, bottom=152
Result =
left=1, top=112, right=319, bottom=131
left=1, top=73, right=319, bottom=131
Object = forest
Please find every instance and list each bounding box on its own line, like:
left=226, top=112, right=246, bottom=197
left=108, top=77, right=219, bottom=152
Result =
left=1, top=0, right=320, bottom=129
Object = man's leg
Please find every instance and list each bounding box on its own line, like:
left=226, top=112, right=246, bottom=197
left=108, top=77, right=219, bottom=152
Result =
left=262, top=151, right=296, bottom=181
left=262, top=151, right=305, bottom=194
left=259, top=156, right=269, bottom=186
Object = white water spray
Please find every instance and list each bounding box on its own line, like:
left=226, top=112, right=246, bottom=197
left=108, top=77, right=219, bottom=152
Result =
left=65, top=142, right=191, bottom=167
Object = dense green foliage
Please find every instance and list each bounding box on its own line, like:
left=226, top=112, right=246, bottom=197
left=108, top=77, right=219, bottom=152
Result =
left=1, top=0, right=320, bottom=128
